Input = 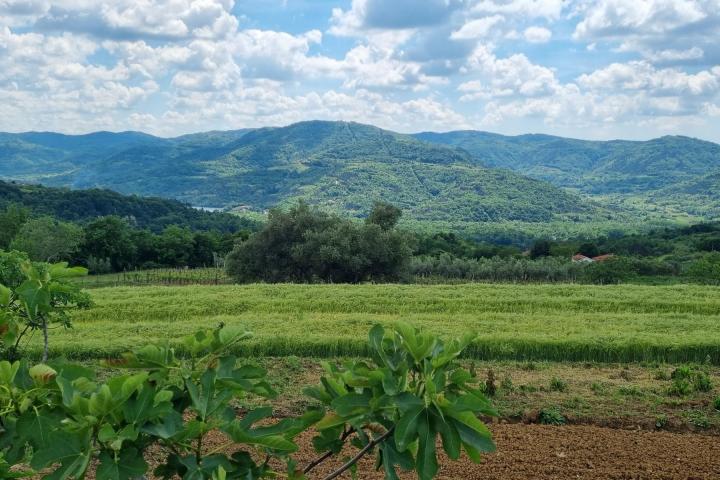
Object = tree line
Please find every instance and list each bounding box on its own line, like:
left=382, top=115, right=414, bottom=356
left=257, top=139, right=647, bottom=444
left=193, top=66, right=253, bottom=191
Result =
left=0, top=205, right=249, bottom=272
left=1, top=196, right=719, bottom=285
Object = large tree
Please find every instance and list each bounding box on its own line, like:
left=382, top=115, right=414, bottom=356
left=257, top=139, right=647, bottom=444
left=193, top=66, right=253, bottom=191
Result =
left=226, top=202, right=412, bottom=283
left=79, top=216, right=137, bottom=271
left=0, top=204, right=29, bottom=249
left=10, top=217, right=83, bottom=262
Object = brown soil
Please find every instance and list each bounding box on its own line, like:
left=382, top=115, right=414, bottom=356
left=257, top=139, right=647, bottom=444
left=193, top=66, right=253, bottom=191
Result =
left=28, top=424, right=720, bottom=480
left=290, top=424, right=720, bottom=480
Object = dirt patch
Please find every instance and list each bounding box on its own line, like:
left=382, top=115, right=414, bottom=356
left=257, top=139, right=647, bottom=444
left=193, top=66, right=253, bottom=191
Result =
left=27, top=423, right=720, bottom=479
left=289, top=424, right=720, bottom=480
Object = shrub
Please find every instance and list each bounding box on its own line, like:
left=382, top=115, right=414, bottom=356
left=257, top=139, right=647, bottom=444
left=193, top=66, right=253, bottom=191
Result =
left=713, top=397, right=720, bottom=411
left=667, top=378, right=692, bottom=396
left=0, top=258, right=90, bottom=361
left=539, top=408, right=566, bottom=425
left=671, top=366, right=692, bottom=380
left=549, top=377, right=568, bottom=392
left=0, top=323, right=496, bottom=480
left=655, top=414, right=668, bottom=429
left=692, top=371, right=713, bottom=392
left=686, top=410, right=710, bottom=429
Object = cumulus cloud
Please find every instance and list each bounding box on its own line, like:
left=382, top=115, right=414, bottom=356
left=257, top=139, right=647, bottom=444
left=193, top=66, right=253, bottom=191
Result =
left=31, top=0, right=238, bottom=40
left=523, top=25, right=552, bottom=43
left=330, top=0, right=467, bottom=35
left=573, top=0, right=720, bottom=65
left=451, top=15, right=504, bottom=39
left=0, top=0, right=718, bottom=141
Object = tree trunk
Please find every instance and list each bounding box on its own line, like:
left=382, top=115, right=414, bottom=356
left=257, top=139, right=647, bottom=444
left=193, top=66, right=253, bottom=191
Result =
left=42, top=317, right=49, bottom=362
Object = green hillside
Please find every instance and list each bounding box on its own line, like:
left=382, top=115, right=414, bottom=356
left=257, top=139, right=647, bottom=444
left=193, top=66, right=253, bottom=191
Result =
left=0, top=180, right=256, bottom=233
left=414, top=131, right=720, bottom=195
left=0, top=121, right=606, bottom=224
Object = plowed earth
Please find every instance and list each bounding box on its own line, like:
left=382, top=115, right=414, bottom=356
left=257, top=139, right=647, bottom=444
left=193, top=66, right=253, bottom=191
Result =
left=139, top=424, right=720, bottom=480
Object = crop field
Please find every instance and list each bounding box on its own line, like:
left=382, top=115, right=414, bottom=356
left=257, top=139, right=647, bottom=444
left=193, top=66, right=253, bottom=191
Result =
left=26, top=283, right=720, bottom=363
left=72, top=267, right=231, bottom=288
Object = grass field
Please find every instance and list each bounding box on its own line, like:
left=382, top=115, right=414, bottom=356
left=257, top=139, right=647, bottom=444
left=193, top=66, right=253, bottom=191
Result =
left=27, top=283, right=720, bottom=364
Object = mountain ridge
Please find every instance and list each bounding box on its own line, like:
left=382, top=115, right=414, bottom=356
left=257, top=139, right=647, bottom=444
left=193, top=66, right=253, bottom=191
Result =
left=1, top=120, right=718, bottom=223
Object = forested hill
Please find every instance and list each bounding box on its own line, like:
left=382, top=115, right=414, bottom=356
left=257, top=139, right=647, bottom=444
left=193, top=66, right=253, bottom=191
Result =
left=0, top=121, right=608, bottom=224
left=413, top=131, right=720, bottom=198
left=0, top=181, right=257, bottom=233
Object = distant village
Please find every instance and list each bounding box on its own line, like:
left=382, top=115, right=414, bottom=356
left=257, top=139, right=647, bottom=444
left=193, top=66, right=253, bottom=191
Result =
left=572, top=253, right=614, bottom=263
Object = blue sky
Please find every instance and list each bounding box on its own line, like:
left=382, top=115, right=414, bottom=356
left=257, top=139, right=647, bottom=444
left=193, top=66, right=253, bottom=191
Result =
left=1, top=0, right=719, bottom=141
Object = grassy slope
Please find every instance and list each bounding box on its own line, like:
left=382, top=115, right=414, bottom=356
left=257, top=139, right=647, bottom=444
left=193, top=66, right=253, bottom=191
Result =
left=32, top=283, right=720, bottom=363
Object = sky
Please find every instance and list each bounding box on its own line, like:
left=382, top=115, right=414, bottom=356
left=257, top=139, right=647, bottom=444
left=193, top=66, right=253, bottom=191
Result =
left=0, top=0, right=719, bottom=141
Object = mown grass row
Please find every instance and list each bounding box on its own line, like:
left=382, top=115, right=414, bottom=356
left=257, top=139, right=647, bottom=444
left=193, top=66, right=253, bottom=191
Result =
left=26, top=283, right=720, bottom=364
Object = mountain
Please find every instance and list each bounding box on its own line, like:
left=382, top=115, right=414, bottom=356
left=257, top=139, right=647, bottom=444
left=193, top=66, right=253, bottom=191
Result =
left=0, top=180, right=257, bottom=233
left=413, top=131, right=720, bottom=197
left=0, top=121, right=606, bottom=224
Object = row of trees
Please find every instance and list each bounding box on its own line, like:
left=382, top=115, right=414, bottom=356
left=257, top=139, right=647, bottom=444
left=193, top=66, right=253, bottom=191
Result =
left=3, top=197, right=719, bottom=284
left=0, top=205, right=248, bottom=272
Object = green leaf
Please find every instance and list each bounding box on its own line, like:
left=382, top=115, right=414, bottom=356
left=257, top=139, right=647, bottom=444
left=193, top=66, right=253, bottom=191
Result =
left=15, top=409, right=63, bottom=451
left=394, top=405, right=423, bottom=452
left=315, top=412, right=347, bottom=430
left=48, top=264, right=88, bottom=279
left=331, top=391, right=372, bottom=417
left=97, top=448, right=147, bottom=480
left=415, top=411, right=438, bottom=480
left=393, top=392, right=423, bottom=413
left=434, top=414, right=461, bottom=460
left=30, top=430, right=92, bottom=480
left=379, top=441, right=415, bottom=480
left=141, top=411, right=184, bottom=440
left=239, top=407, right=273, bottom=428
left=0, top=283, right=10, bottom=306
left=0, top=361, right=20, bottom=385
left=452, top=419, right=495, bottom=458
left=225, top=421, right=298, bottom=452
left=446, top=410, right=492, bottom=438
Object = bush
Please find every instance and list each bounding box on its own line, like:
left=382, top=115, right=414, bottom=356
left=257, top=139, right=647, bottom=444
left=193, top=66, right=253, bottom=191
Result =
left=668, top=378, right=692, bottom=396
left=539, top=408, right=566, bottom=425
left=582, top=256, right=635, bottom=284
left=692, top=372, right=713, bottom=392
left=0, top=257, right=90, bottom=361
left=549, top=377, right=568, bottom=392
left=713, top=397, right=720, bottom=411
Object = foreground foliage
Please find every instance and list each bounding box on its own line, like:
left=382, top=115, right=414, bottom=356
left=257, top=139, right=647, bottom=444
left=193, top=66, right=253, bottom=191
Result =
left=0, top=323, right=494, bottom=479
left=0, top=251, right=90, bottom=361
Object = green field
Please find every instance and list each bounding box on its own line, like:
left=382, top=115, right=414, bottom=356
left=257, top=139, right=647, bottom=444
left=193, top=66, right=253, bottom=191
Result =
left=27, top=283, right=720, bottom=364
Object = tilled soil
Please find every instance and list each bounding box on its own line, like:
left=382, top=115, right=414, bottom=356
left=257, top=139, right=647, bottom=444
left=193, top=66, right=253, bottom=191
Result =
left=34, top=424, right=720, bottom=480
left=290, top=424, right=720, bottom=480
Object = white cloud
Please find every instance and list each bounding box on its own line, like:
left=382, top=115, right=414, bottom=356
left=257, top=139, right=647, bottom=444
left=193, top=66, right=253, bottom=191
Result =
left=330, top=0, right=465, bottom=35
left=577, top=61, right=720, bottom=97
left=572, top=0, right=720, bottom=66
left=523, top=25, right=551, bottom=43
left=471, top=0, right=566, bottom=20
left=460, top=44, right=562, bottom=98
left=24, top=0, right=239, bottom=40
left=451, top=15, right=504, bottom=39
